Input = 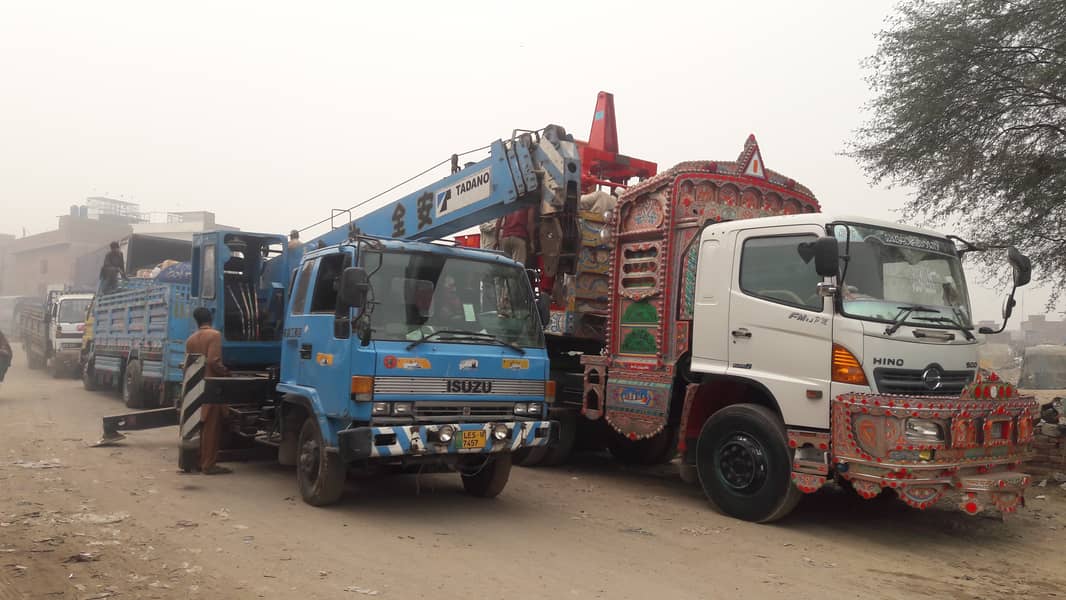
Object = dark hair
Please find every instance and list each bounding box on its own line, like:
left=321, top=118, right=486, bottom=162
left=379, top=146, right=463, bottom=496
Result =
left=193, top=307, right=213, bottom=326
left=290, top=230, right=299, bottom=239
left=110, top=241, right=120, bottom=249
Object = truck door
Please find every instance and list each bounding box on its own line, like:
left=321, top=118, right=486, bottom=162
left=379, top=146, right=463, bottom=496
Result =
left=727, top=227, right=832, bottom=429
left=282, top=259, right=316, bottom=387
left=294, top=250, right=364, bottom=418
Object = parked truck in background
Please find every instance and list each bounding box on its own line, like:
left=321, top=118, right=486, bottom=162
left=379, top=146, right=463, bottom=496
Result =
left=18, top=290, right=93, bottom=377
left=81, top=265, right=194, bottom=408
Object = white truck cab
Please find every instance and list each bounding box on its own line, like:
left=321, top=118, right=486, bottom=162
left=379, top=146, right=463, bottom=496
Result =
left=691, top=214, right=980, bottom=430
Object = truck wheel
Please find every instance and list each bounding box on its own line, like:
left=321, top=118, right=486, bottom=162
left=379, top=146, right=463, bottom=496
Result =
left=297, top=417, right=346, bottom=506
left=460, top=453, right=512, bottom=498
left=123, top=360, right=147, bottom=409
left=695, top=404, right=801, bottom=523
left=82, top=357, right=99, bottom=391
left=608, top=426, right=677, bottom=465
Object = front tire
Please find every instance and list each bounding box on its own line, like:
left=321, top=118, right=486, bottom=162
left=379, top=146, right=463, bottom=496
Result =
left=460, top=454, right=512, bottom=498
left=696, top=404, right=801, bottom=523
left=297, top=417, right=346, bottom=506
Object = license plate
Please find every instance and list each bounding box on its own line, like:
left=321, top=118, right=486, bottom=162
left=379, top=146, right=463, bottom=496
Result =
left=461, top=430, right=487, bottom=449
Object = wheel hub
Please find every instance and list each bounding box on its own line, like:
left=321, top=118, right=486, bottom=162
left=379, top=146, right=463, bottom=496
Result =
left=717, top=434, right=768, bottom=493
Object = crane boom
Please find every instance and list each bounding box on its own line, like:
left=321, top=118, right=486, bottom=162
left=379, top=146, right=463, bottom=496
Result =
left=307, top=124, right=581, bottom=249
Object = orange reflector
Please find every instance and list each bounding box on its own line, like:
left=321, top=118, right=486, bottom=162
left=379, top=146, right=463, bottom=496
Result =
left=831, top=344, right=868, bottom=386
left=544, top=380, right=556, bottom=404
left=350, top=376, right=373, bottom=401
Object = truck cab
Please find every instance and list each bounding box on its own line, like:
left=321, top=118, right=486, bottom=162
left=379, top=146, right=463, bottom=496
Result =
left=274, top=237, right=554, bottom=504
left=691, top=214, right=980, bottom=427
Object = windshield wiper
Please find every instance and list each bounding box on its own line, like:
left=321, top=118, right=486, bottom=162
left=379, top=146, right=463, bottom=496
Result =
left=884, top=305, right=939, bottom=336
left=913, top=310, right=976, bottom=341
left=406, top=329, right=526, bottom=354
left=436, top=331, right=526, bottom=355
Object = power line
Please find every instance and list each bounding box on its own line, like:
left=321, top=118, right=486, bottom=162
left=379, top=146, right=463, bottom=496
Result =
left=298, top=143, right=493, bottom=235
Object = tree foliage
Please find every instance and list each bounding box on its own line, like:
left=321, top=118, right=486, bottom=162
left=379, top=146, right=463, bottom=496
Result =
left=851, top=0, right=1066, bottom=302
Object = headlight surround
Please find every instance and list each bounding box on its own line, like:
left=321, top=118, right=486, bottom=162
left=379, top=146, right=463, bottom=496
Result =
left=905, top=418, right=944, bottom=443
left=513, top=403, right=529, bottom=415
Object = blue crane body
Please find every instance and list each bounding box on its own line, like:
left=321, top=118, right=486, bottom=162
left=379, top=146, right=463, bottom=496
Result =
left=171, top=125, right=580, bottom=503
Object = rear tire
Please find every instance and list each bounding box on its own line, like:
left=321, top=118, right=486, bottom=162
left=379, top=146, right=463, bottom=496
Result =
left=297, top=417, right=346, bottom=506
left=695, top=404, right=801, bottom=523
left=82, top=356, right=99, bottom=391
left=123, top=360, right=147, bottom=409
left=460, top=454, right=512, bottom=498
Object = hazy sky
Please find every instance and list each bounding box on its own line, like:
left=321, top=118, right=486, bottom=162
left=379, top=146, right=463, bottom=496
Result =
left=1, top=0, right=1059, bottom=322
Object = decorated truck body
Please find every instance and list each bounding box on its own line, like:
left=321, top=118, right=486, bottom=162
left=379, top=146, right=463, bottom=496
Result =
left=536, top=136, right=1036, bottom=521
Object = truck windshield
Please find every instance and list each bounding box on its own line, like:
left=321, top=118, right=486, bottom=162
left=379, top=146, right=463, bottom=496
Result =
left=833, top=223, right=972, bottom=330
left=58, top=299, right=91, bottom=323
left=364, top=251, right=544, bottom=348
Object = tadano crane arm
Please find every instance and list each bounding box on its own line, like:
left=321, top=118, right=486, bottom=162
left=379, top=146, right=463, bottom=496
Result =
left=308, top=124, right=581, bottom=249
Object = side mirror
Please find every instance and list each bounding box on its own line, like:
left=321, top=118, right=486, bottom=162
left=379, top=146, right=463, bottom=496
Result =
left=1008, top=246, right=1031, bottom=288
left=338, top=267, right=370, bottom=309
left=799, top=237, right=840, bottom=277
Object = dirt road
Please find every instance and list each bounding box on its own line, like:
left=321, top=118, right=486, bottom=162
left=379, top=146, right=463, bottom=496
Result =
left=2, top=363, right=1065, bottom=600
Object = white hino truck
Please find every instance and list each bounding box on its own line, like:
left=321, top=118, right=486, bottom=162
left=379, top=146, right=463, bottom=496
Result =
left=547, top=154, right=1037, bottom=522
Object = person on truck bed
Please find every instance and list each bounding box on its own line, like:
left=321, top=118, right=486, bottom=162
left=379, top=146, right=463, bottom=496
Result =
left=498, top=207, right=535, bottom=266
left=186, top=307, right=232, bottom=475
left=0, top=328, right=12, bottom=383
left=100, top=241, right=127, bottom=293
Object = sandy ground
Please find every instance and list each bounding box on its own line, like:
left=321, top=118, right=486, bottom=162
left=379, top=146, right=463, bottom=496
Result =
left=2, top=362, right=1066, bottom=600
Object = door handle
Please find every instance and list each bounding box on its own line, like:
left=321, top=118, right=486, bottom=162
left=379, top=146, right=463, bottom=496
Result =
left=299, top=343, right=312, bottom=359
left=731, top=328, right=752, bottom=339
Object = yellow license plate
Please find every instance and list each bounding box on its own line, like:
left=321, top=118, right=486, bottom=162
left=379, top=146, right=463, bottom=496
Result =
left=461, top=430, right=487, bottom=449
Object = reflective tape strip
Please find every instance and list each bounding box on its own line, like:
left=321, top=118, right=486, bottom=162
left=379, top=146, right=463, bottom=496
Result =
left=179, top=355, right=206, bottom=441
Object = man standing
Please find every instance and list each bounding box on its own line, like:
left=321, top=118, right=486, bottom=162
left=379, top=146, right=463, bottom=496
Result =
left=288, top=229, right=302, bottom=251
left=99, top=241, right=126, bottom=293
left=498, top=207, right=535, bottom=266
left=185, top=307, right=232, bottom=475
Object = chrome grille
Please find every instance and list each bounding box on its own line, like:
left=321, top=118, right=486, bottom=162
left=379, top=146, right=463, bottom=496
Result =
left=373, top=377, right=544, bottom=396
left=873, top=367, right=974, bottom=396
left=414, top=402, right=516, bottom=421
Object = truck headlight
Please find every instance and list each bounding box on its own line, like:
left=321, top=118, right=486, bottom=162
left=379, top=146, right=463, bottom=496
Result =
left=905, top=419, right=944, bottom=442
left=526, top=402, right=542, bottom=416
left=437, top=425, right=455, bottom=443
left=513, top=403, right=528, bottom=415
left=493, top=424, right=510, bottom=440
left=372, top=402, right=389, bottom=415
left=391, top=402, right=412, bottom=416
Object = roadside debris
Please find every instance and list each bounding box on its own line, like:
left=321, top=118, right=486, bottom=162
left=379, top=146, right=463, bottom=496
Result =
left=174, top=520, right=198, bottom=528
left=72, top=512, right=128, bottom=525
left=10, top=459, right=63, bottom=469
left=64, top=551, right=99, bottom=563
left=345, top=585, right=380, bottom=595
